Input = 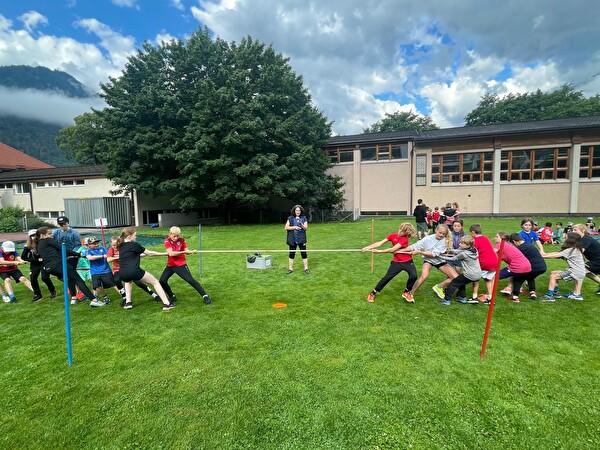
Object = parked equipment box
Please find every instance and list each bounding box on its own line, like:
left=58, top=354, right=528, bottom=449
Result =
left=246, top=254, right=272, bottom=270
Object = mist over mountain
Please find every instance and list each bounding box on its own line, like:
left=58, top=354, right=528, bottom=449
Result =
left=0, top=65, right=100, bottom=167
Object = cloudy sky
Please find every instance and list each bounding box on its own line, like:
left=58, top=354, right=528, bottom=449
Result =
left=0, top=0, right=599, bottom=135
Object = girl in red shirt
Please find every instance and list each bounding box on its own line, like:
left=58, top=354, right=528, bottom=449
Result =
left=159, top=226, right=211, bottom=304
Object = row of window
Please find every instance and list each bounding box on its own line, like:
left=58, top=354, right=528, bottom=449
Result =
left=326, top=144, right=408, bottom=164
left=426, top=145, right=600, bottom=183
left=0, top=179, right=86, bottom=193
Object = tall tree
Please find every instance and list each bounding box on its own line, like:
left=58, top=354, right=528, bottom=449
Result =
left=57, top=28, right=343, bottom=219
left=465, top=84, right=600, bottom=126
left=363, top=111, right=438, bottom=133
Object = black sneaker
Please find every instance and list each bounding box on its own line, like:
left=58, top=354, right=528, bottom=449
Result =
left=203, top=294, right=212, bottom=305
left=32, top=294, right=43, bottom=302
left=162, top=303, right=176, bottom=311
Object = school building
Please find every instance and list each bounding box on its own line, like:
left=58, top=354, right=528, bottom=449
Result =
left=324, top=115, right=600, bottom=219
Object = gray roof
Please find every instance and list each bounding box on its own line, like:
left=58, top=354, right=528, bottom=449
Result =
left=326, top=115, right=600, bottom=146
left=0, top=164, right=108, bottom=182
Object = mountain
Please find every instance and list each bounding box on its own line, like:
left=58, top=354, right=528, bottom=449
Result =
left=0, top=65, right=95, bottom=167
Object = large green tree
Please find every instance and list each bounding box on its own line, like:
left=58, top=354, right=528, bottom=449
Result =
left=57, top=28, right=343, bottom=219
left=465, top=84, right=600, bottom=126
left=363, top=111, right=438, bottom=133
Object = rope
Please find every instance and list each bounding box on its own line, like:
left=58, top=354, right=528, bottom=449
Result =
left=196, top=249, right=364, bottom=253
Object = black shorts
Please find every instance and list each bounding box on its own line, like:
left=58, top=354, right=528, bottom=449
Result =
left=92, top=272, right=116, bottom=289
left=586, top=261, right=600, bottom=275
left=119, top=269, right=146, bottom=283
left=0, top=270, right=25, bottom=282
left=423, top=261, right=448, bottom=269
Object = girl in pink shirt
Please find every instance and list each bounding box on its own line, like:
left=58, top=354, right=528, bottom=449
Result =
left=494, top=231, right=532, bottom=302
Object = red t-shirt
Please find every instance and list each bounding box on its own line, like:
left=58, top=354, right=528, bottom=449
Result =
left=107, top=247, right=119, bottom=273
left=539, top=227, right=553, bottom=243
left=473, top=235, right=497, bottom=271
left=0, top=250, right=18, bottom=273
left=165, top=237, right=188, bottom=267
left=386, top=234, right=412, bottom=263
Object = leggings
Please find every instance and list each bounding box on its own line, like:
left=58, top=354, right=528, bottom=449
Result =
left=113, top=271, right=155, bottom=297
left=288, top=243, right=307, bottom=259
left=29, top=262, right=56, bottom=296
left=514, top=269, right=546, bottom=295
left=374, top=261, right=417, bottom=293
left=444, top=273, right=474, bottom=300
left=45, top=265, right=94, bottom=299
left=160, top=264, right=207, bottom=298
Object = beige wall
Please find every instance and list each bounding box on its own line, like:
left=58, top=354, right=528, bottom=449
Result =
left=31, top=178, right=123, bottom=214
left=328, top=164, right=354, bottom=210
left=414, top=184, right=494, bottom=215
left=577, top=181, right=600, bottom=213
left=360, top=161, right=410, bottom=211
left=0, top=189, right=31, bottom=210
left=499, top=182, right=571, bottom=214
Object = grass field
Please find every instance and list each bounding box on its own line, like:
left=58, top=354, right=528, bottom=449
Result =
left=1, top=218, right=599, bottom=449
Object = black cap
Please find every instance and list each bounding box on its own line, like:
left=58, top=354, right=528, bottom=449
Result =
left=57, top=216, right=69, bottom=225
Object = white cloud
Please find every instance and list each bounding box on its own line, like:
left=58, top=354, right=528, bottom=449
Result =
left=171, top=0, right=185, bottom=10
left=155, top=32, right=177, bottom=45
left=18, top=11, right=48, bottom=33
left=111, top=0, right=140, bottom=8
left=0, top=86, right=106, bottom=126
left=74, top=18, right=136, bottom=69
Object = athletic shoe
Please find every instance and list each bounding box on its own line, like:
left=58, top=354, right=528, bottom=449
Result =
left=70, top=297, right=78, bottom=305
left=539, top=294, right=555, bottom=302
left=102, top=296, right=110, bottom=305
left=203, top=294, right=212, bottom=305
left=510, top=295, right=520, bottom=303
left=8, top=294, right=17, bottom=303
left=500, top=287, right=512, bottom=295
left=32, top=294, right=43, bottom=302
left=2, top=293, right=11, bottom=303
left=123, top=302, right=133, bottom=310
left=304, top=269, right=310, bottom=274
left=439, top=299, right=451, bottom=306
left=529, top=291, right=537, bottom=299
left=483, top=299, right=491, bottom=306
left=402, top=292, right=415, bottom=303
left=367, top=293, right=375, bottom=303
left=561, top=291, right=574, bottom=299
left=596, top=286, right=600, bottom=295
left=432, top=285, right=445, bottom=299
left=466, top=298, right=480, bottom=304
left=478, top=294, right=490, bottom=302
left=567, top=293, right=584, bottom=301
left=90, top=299, right=107, bottom=307
left=455, top=297, right=468, bottom=304
left=287, top=269, right=293, bottom=275
left=162, top=303, right=176, bottom=311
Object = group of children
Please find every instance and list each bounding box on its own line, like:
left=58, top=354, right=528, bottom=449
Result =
left=532, top=217, right=596, bottom=245
left=363, top=217, right=600, bottom=306
left=0, top=224, right=211, bottom=312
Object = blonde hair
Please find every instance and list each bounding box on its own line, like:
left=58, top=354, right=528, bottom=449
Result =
left=169, top=226, right=181, bottom=235
left=460, top=235, right=474, bottom=247
left=398, top=222, right=417, bottom=238
left=573, top=224, right=587, bottom=234
left=435, top=224, right=452, bottom=248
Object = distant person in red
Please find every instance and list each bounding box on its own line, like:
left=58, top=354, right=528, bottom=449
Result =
left=469, top=224, right=498, bottom=304
left=538, top=222, right=554, bottom=245
left=159, top=226, right=211, bottom=305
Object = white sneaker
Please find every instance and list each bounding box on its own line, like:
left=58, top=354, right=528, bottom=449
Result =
left=90, top=299, right=107, bottom=307
left=2, top=294, right=10, bottom=303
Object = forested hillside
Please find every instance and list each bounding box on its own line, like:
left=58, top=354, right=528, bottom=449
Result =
left=0, top=65, right=93, bottom=166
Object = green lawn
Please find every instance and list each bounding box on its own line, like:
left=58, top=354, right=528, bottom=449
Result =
left=1, top=218, right=599, bottom=449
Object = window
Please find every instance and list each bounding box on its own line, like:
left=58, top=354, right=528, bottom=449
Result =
left=35, top=181, right=59, bottom=188
left=61, top=179, right=86, bottom=186
left=431, top=152, right=493, bottom=184
left=360, top=143, right=408, bottom=162
left=14, top=183, right=30, bottom=194
left=500, top=147, right=569, bottom=181
left=326, top=147, right=354, bottom=164
left=36, top=211, right=61, bottom=219
left=0, top=183, right=13, bottom=189
left=416, top=154, right=427, bottom=186
left=580, top=145, right=600, bottom=178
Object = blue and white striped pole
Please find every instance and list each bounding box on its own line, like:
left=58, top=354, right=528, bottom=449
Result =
left=61, top=243, right=73, bottom=366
